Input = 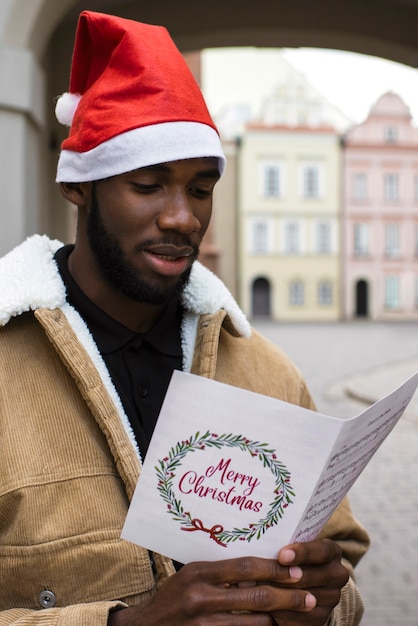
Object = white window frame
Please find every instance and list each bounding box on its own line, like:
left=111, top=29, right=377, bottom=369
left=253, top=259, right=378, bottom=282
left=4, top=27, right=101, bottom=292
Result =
left=384, top=126, right=398, bottom=143
left=415, top=224, right=418, bottom=258
left=385, top=223, right=400, bottom=258
left=264, top=165, right=280, bottom=197
left=318, top=280, right=332, bottom=305
left=252, top=220, right=269, bottom=254
left=259, top=160, right=285, bottom=198
left=316, top=221, right=331, bottom=254
left=385, top=275, right=400, bottom=310
left=284, top=221, right=300, bottom=254
left=289, top=281, right=304, bottom=306
left=415, top=276, right=418, bottom=309
left=354, top=223, right=369, bottom=258
left=384, top=173, right=399, bottom=201
left=303, top=165, right=319, bottom=198
left=353, top=172, right=367, bottom=200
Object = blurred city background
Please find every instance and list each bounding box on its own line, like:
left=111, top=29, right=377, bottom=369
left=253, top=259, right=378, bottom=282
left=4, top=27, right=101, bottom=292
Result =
left=1, top=1, right=418, bottom=624
left=1, top=0, right=418, bottom=324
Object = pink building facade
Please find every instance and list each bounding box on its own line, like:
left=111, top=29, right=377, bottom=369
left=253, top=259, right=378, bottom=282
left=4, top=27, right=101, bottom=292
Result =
left=343, top=92, right=418, bottom=319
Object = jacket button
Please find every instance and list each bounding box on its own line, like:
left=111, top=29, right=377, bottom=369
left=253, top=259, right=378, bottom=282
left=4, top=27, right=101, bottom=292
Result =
left=38, top=589, right=57, bottom=608
left=138, top=385, right=148, bottom=397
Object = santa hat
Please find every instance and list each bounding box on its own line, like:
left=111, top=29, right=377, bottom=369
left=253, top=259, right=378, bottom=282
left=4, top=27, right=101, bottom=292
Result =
left=55, top=11, right=225, bottom=182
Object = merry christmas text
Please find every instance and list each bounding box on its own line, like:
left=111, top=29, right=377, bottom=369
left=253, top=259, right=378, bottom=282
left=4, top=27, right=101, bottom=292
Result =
left=178, top=457, right=263, bottom=512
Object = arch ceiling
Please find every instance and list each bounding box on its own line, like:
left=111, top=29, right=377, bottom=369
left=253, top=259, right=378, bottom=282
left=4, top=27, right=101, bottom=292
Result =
left=6, top=0, right=418, bottom=68
left=63, top=0, right=418, bottom=67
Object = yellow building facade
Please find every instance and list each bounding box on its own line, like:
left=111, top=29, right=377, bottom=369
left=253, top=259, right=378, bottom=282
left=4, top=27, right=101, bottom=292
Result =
left=239, top=125, right=342, bottom=321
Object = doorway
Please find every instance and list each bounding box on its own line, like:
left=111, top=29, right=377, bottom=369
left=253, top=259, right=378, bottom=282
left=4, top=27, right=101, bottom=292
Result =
left=252, top=277, right=271, bottom=317
left=355, top=279, right=369, bottom=317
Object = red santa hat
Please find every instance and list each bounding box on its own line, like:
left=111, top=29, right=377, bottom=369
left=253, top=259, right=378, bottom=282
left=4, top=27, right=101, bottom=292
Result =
left=55, top=11, right=225, bottom=182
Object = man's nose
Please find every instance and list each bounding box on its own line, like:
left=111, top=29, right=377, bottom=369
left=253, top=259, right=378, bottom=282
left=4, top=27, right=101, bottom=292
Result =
left=156, top=192, right=201, bottom=233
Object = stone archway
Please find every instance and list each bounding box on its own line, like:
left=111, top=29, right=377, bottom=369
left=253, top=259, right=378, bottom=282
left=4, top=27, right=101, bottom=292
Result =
left=55, top=0, right=418, bottom=65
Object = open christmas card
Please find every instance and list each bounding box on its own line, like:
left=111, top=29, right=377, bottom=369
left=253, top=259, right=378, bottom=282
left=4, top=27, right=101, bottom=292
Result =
left=122, top=370, right=418, bottom=563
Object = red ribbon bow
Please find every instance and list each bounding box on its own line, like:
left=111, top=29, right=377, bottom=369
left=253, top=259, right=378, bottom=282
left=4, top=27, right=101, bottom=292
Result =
left=182, top=518, right=227, bottom=547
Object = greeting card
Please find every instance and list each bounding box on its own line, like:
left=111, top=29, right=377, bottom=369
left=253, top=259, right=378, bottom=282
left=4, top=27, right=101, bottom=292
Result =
left=121, top=370, right=418, bottom=563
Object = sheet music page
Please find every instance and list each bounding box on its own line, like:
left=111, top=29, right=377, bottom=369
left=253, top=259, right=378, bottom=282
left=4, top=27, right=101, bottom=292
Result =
left=291, top=370, right=418, bottom=543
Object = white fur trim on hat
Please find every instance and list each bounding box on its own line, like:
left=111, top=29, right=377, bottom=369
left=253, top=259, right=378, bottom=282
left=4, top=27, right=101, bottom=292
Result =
left=55, top=93, right=82, bottom=127
left=56, top=121, right=226, bottom=182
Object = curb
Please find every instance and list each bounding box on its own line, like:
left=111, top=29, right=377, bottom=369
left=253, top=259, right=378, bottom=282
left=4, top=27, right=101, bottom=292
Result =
left=343, top=358, right=418, bottom=423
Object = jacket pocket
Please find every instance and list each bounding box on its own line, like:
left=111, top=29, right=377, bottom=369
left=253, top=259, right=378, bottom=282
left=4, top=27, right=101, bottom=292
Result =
left=0, top=529, right=155, bottom=610
left=0, top=472, right=155, bottom=610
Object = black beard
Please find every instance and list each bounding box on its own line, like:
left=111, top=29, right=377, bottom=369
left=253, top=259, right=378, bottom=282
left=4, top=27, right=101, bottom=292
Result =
left=86, top=186, right=196, bottom=305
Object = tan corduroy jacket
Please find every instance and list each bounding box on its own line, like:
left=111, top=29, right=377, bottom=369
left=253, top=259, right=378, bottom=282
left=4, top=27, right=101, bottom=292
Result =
left=0, top=236, right=369, bottom=625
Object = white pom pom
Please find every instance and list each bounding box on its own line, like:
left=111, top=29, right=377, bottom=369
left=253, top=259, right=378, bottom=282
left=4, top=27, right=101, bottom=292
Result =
left=55, top=92, right=82, bottom=126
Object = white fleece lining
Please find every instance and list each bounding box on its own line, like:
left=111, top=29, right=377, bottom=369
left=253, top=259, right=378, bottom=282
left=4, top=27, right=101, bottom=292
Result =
left=0, top=235, right=251, bottom=339
left=181, top=261, right=251, bottom=340
left=180, top=311, right=199, bottom=374
left=0, top=235, right=64, bottom=325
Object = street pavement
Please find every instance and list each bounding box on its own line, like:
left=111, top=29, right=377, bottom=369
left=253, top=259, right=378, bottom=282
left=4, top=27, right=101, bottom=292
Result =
left=253, top=320, right=418, bottom=626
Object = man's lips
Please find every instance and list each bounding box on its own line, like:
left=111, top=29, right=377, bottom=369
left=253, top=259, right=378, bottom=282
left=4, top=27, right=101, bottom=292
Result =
left=142, top=244, right=195, bottom=276
left=144, top=244, right=195, bottom=260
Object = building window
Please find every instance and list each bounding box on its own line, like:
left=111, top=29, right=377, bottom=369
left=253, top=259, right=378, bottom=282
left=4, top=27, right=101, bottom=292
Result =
left=415, top=224, right=418, bottom=258
left=384, top=173, right=399, bottom=201
left=385, top=223, right=400, bottom=258
left=384, top=126, right=398, bottom=143
left=415, top=277, right=418, bottom=309
left=285, top=221, right=300, bottom=254
left=353, top=173, right=367, bottom=200
left=353, top=223, right=369, bottom=257
left=252, top=221, right=269, bottom=254
left=303, top=165, right=319, bottom=198
left=289, top=281, right=304, bottom=306
left=259, top=160, right=284, bottom=198
left=385, top=276, right=400, bottom=309
left=318, top=281, right=332, bottom=305
left=316, top=221, right=331, bottom=254
left=263, top=165, right=280, bottom=197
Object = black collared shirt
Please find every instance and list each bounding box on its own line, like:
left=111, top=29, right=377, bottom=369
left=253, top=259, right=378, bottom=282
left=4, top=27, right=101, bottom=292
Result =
left=54, top=245, right=183, bottom=458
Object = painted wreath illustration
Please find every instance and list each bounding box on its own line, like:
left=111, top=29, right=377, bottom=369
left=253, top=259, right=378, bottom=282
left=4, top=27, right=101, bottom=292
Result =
left=155, top=430, right=295, bottom=547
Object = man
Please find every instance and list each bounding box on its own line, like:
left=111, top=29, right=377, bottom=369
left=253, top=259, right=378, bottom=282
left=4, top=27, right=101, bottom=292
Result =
left=0, top=10, right=369, bottom=626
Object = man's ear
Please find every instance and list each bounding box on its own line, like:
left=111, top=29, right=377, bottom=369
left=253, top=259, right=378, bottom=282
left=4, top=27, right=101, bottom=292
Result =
left=60, top=181, right=93, bottom=208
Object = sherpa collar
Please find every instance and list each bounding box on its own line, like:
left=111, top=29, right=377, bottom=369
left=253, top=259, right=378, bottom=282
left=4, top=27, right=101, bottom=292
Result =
left=0, top=234, right=251, bottom=338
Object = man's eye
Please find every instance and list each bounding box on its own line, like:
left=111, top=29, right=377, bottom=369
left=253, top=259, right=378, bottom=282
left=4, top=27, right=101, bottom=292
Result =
left=132, top=183, right=159, bottom=193
left=191, top=186, right=212, bottom=198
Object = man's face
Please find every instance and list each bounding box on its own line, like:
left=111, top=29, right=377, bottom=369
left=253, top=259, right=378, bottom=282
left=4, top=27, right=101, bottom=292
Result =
left=86, top=157, right=220, bottom=305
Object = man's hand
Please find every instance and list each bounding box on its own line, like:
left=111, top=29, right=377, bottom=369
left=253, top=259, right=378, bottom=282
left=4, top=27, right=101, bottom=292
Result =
left=109, top=555, right=316, bottom=625
left=108, top=538, right=348, bottom=625
left=269, top=538, right=349, bottom=625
